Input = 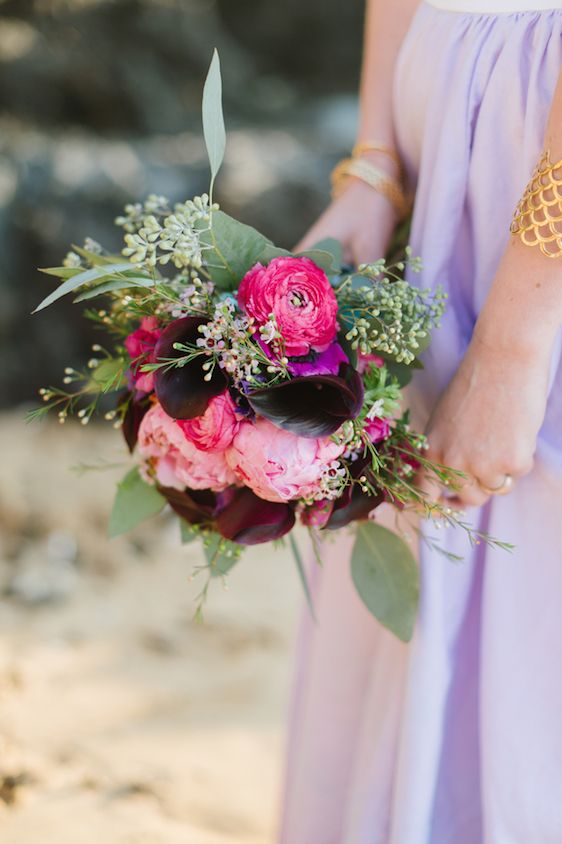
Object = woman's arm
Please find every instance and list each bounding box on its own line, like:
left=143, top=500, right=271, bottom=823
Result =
left=296, top=0, right=420, bottom=262
left=421, top=68, right=562, bottom=508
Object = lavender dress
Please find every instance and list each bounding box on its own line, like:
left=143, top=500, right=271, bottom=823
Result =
left=281, top=5, right=562, bottom=842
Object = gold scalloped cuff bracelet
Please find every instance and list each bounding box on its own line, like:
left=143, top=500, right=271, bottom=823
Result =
left=510, top=150, right=562, bottom=258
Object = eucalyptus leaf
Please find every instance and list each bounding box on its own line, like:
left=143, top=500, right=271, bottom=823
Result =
left=73, top=246, right=125, bottom=265
left=381, top=358, right=422, bottom=387
left=256, top=243, right=292, bottom=263
left=309, top=237, right=343, bottom=267
left=295, top=248, right=341, bottom=274
left=201, top=211, right=271, bottom=290
left=39, top=266, right=82, bottom=280
left=33, top=262, right=135, bottom=313
left=202, top=49, right=226, bottom=189
left=180, top=520, right=199, bottom=544
left=73, top=276, right=154, bottom=302
left=108, top=467, right=166, bottom=538
left=351, top=522, right=419, bottom=642
left=204, top=532, right=240, bottom=577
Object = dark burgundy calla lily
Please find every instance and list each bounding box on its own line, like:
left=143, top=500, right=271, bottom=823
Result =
left=324, top=456, right=385, bottom=530
left=122, top=393, right=151, bottom=453
left=246, top=363, right=364, bottom=438
left=157, top=485, right=217, bottom=526
left=154, top=317, right=227, bottom=420
left=216, top=488, right=295, bottom=545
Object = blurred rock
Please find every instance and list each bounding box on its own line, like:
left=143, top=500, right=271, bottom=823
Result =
left=4, top=529, right=79, bottom=605
left=0, top=0, right=362, bottom=408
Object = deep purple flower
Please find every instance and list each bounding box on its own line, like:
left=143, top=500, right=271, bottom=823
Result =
left=153, top=317, right=227, bottom=420
left=216, top=488, right=295, bottom=545
left=247, top=363, right=364, bottom=438
left=323, top=456, right=385, bottom=530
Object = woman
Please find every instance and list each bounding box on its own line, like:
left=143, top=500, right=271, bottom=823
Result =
left=280, top=1, right=562, bottom=842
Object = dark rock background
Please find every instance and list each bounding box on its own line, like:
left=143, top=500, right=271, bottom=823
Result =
left=0, top=0, right=364, bottom=408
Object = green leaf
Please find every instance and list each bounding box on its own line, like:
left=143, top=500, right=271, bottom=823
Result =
left=73, top=275, right=154, bottom=302
left=351, top=522, right=419, bottom=642
left=33, top=262, right=135, bottom=313
left=295, top=248, right=341, bottom=275
left=201, top=211, right=271, bottom=290
left=88, top=357, right=126, bottom=393
left=180, top=520, right=199, bottom=544
left=381, top=358, right=421, bottom=387
left=204, top=531, right=240, bottom=577
left=256, top=243, right=292, bottom=263
left=108, top=467, right=166, bottom=538
left=39, top=266, right=83, bottom=280
left=309, top=237, right=343, bottom=268
left=202, top=49, right=226, bottom=190
left=73, top=246, right=124, bottom=266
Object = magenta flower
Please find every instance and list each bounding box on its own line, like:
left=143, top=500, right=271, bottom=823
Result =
left=124, top=316, right=162, bottom=394
left=238, top=256, right=338, bottom=356
left=365, top=417, right=391, bottom=444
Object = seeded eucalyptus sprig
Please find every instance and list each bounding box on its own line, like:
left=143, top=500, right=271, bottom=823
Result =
left=336, top=249, right=447, bottom=364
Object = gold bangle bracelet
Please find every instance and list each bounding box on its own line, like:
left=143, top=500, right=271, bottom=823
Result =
left=352, top=141, right=402, bottom=170
left=510, top=149, right=562, bottom=258
left=331, top=157, right=410, bottom=218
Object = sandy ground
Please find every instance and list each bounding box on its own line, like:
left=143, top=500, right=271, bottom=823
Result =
left=0, top=411, right=303, bottom=843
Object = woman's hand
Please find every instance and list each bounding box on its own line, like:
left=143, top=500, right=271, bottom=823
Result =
left=421, top=336, right=549, bottom=508
left=419, top=259, right=556, bottom=508
left=295, top=176, right=398, bottom=265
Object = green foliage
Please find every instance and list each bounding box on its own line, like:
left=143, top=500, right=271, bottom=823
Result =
left=108, top=467, right=166, bottom=538
left=39, top=266, right=82, bottom=280
left=88, top=357, right=126, bottom=393
left=201, top=211, right=272, bottom=290
left=309, top=237, right=343, bottom=268
left=256, top=244, right=292, bottom=263
left=203, top=531, right=241, bottom=577
left=296, top=248, right=341, bottom=275
left=202, top=49, right=226, bottom=196
left=33, top=262, right=138, bottom=312
left=73, top=276, right=154, bottom=303
left=351, top=521, right=419, bottom=642
left=180, top=520, right=199, bottom=544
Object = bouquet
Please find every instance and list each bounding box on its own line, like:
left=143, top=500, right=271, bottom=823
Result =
left=30, top=53, right=508, bottom=641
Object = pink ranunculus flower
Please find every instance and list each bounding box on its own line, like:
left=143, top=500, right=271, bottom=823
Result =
left=124, top=316, right=162, bottom=394
left=137, top=403, right=238, bottom=492
left=176, top=391, right=241, bottom=453
left=365, top=416, right=391, bottom=444
left=226, top=417, right=345, bottom=503
left=300, top=498, right=333, bottom=528
left=237, top=256, right=338, bottom=356
left=357, top=352, right=385, bottom=374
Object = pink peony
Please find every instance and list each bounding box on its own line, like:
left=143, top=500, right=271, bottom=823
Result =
left=137, top=403, right=238, bottom=492
left=365, top=417, right=391, bottom=444
left=226, top=417, right=345, bottom=503
left=125, top=316, right=162, bottom=394
left=237, top=256, right=338, bottom=356
left=176, top=391, right=241, bottom=453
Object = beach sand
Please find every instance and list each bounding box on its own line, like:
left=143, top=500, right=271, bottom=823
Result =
left=0, top=412, right=302, bottom=843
